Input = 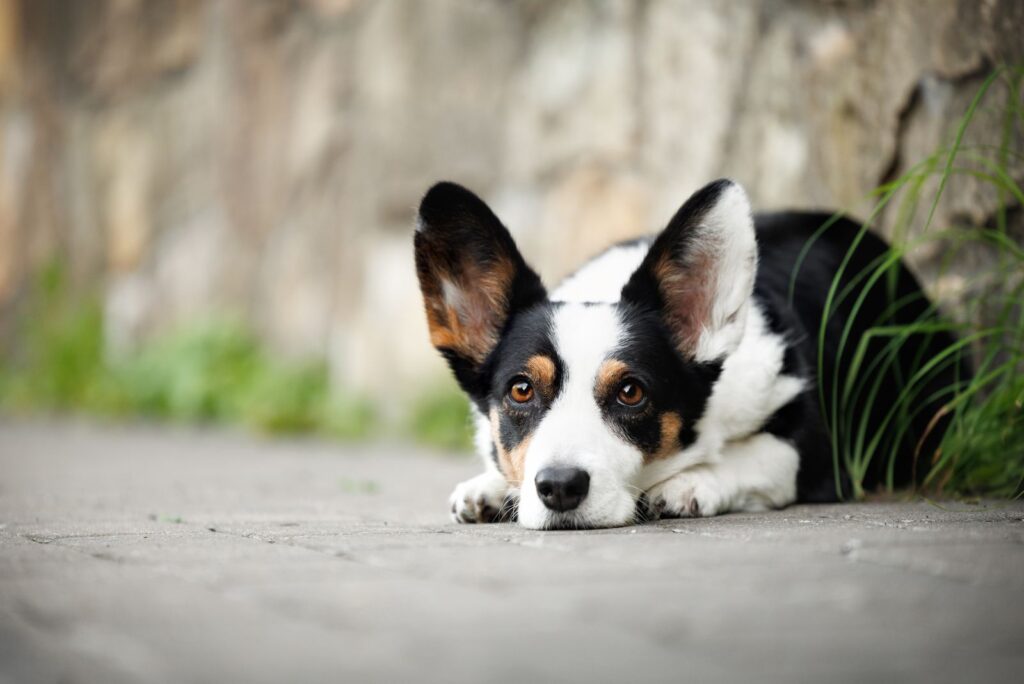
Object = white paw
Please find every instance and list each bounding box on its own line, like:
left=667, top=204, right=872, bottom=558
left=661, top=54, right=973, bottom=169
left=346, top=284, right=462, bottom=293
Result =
left=449, top=471, right=513, bottom=524
left=646, top=468, right=727, bottom=520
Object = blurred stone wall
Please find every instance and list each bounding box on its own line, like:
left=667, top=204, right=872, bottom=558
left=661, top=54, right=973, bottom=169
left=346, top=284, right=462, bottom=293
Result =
left=0, top=0, right=1021, bottom=410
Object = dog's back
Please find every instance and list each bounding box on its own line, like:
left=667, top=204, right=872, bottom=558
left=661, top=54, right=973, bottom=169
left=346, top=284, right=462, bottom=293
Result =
left=754, top=213, right=968, bottom=499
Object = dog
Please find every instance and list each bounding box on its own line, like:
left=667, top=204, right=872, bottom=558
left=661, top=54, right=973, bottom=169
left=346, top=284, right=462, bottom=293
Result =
left=414, top=179, right=961, bottom=529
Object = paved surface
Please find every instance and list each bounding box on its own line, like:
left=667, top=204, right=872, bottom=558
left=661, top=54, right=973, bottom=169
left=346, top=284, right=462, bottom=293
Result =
left=0, top=421, right=1022, bottom=684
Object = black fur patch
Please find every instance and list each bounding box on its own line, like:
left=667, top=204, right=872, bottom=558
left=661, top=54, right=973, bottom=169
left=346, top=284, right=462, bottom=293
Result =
left=603, top=302, right=722, bottom=454
left=415, top=182, right=547, bottom=403
left=620, top=179, right=736, bottom=360
left=485, top=304, right=564, bottom=454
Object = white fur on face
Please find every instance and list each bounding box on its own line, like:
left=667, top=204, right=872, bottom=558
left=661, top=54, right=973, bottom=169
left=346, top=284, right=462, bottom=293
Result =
left=516, top=303, right=642, bottom=529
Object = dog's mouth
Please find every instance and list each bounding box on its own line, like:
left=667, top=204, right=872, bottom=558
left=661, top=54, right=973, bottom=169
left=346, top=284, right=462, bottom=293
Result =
left=538, top=511, right=596, bottom=531
left=532, top=498, right=646, bottom=530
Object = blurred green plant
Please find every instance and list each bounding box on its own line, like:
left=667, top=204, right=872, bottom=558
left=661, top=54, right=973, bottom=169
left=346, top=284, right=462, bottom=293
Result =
left=0, top=266, right=375, bottom=439
left=406, top=382, right=474, bottom=452
left=795, top=65, right=1024, bottom=500
left=0, top=260, right=109, bottom=412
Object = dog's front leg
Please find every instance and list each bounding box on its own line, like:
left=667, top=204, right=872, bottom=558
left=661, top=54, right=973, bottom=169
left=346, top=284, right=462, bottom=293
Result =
left=449, top=410, right=518, bottom=523
left=646, top=433, right=799, bottom=519
left=449, top=469, right=515, bottom=523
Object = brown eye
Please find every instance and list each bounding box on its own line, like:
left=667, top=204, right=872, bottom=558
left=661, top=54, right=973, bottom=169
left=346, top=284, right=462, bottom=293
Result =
left=509, top=378, right=534, bottom=404
left=616, top=380, right=646, bottom=407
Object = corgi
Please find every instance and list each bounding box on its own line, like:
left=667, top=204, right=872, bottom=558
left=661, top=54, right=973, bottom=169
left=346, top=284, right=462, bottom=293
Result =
left=414, top=179, right=961, bottom=529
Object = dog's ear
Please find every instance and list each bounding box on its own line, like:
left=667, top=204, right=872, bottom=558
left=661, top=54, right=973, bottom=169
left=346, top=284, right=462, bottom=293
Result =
left=415, top=182, right=546, bottom=396
left=622, top=179, right=757, bottom=362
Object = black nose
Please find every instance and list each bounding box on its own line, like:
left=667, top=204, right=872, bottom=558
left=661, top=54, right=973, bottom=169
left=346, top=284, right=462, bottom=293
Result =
left=535, top=467, right=590, bottom=512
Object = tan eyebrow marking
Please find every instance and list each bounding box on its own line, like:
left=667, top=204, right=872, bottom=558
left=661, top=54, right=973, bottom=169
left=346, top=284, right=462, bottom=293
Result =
left=594, top=358, right=630, bottom=399
left=524, top=354, right=557, bottom=399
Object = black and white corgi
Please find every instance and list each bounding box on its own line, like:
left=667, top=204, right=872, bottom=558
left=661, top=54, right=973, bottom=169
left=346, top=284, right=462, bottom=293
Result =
left=414, top=179, right=960, bottom=530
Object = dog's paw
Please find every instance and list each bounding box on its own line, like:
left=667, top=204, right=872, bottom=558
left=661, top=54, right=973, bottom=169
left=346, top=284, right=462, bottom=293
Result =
left=449, top=471, right=513, bottom=524
left=646, top=468, right=726, bottom=520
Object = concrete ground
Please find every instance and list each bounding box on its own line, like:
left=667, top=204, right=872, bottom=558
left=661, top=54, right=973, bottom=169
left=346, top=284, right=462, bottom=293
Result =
left=0, top=421, right=1021, bottom=684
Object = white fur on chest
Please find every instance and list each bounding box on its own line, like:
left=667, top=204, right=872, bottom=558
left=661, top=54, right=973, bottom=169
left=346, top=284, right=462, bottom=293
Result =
left=699, top=301, right=805, bottom=444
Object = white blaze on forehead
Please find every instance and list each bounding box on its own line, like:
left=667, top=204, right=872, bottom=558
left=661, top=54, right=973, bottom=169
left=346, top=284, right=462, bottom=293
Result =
left=551, top=303, right=624, bottom=388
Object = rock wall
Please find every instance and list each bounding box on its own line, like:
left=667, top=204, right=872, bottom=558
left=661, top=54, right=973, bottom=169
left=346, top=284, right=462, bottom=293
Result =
left=0, top=0, right=1021, bottom=408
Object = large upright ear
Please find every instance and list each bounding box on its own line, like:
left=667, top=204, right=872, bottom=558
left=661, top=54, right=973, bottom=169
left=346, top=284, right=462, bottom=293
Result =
left=415, top=182, right=546, bottom=397
left=621, top=179, right=757, bottom=362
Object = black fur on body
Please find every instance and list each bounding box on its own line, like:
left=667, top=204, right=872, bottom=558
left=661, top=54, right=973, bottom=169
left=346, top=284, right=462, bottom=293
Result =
left=753, top=213, right=967, bottom=500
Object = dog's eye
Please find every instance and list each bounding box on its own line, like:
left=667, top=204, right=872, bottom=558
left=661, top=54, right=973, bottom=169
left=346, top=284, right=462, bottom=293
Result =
left=616, top=380, right=646, bottom=407
left=508, top=378, right=534, bottom=404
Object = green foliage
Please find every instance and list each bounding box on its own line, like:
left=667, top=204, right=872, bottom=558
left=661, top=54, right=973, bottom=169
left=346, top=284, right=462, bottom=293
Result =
left=406, top=382, right=474, bottom=452
left=236, top=360, right=329, bottom=433
left=801, top=65, right=1024, bottom=500
left=939, top=373, right=1024, bottom=496
left=0, top=261, right=108, bottom=412
left=0, top=271, right=377, bottom=439
left=110, top=323, right=263, bottom=422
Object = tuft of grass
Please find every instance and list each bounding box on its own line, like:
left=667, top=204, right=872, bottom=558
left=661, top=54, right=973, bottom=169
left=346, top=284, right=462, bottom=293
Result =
left=795, top=65, right=1024, bottom=500
left=0, top=261, right=109, bottom=412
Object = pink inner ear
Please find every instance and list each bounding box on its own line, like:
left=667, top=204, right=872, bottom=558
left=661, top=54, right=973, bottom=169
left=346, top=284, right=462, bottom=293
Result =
left=654, top=248, right=717, bottom=359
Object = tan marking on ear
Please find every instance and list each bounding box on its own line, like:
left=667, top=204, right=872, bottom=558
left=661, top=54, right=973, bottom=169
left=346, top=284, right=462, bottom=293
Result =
left=525, top=355, right=557, bottom=399
left=654, top=249, right=716, bottom=358
left=647, top=411, right=683, bottom=462
left=420, top=253, right=516, bottom=365
left=490, top=406, right=529, bottom=485
left=594, top=359, right=629, bottom=399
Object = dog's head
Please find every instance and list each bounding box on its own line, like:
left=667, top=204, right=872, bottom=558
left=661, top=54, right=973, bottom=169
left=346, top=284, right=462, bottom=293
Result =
left=415, top=180, right=757, bottom=529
